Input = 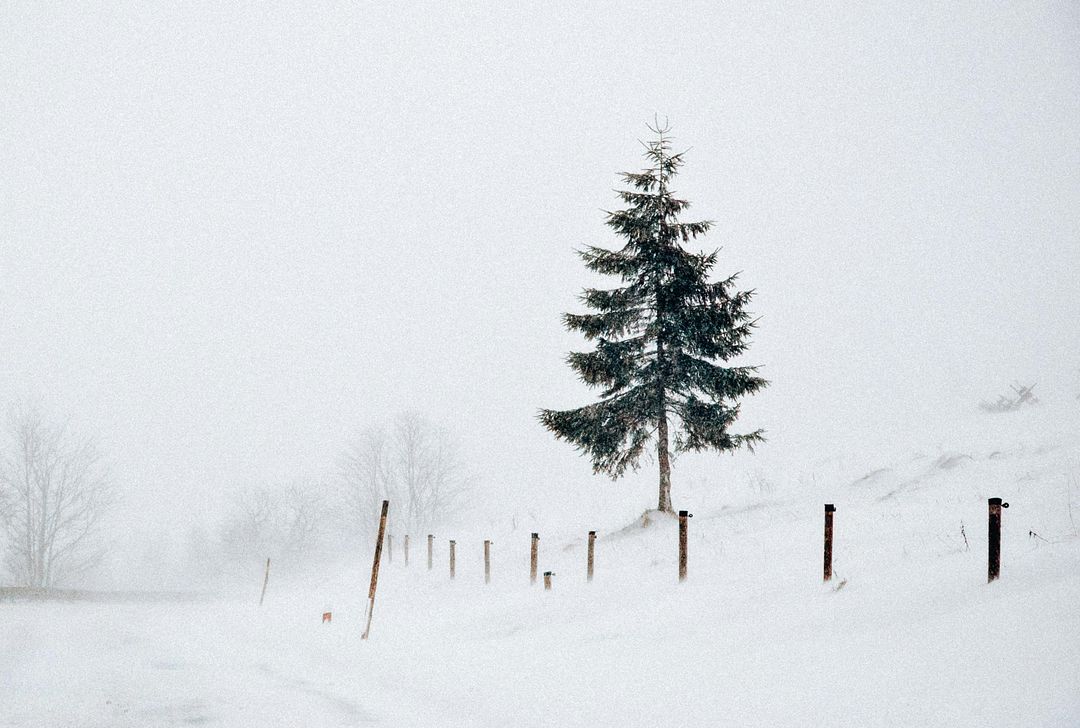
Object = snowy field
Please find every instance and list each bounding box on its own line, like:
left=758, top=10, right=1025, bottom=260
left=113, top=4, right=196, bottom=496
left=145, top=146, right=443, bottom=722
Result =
left=4, top=407, right=1080, bottom=727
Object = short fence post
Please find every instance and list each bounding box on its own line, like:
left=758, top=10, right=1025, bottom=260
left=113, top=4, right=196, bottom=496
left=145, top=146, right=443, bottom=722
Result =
left=258, top=557, right=271, bottom=606
left=387, top=533, right=393, bottom=564
left=530, top=533, right=539, bottom=585
left=427, top=534, right=434, bottom=571
left=678, top=511, right=692, bottom=582
left=988, top=497, right=1009, bottom=582
left=484, top=539, right=491, bottom=584
left=404, top=534, right=409, bottom=566
left=587, top=530, right=596, bottom=583
left=449, top=540, right=456, bottom=580
left=543, top=571, right=553, bottom=591
left=824, top=504, right=836, bottom=582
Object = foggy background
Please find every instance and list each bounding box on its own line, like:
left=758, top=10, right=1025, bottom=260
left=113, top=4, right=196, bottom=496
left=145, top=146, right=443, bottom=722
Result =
left=2, top=2, right=1078, bottom=586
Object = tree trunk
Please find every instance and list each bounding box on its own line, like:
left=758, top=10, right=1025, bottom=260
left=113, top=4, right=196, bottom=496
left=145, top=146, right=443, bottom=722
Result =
left=657, top=412, right=673, bottom=513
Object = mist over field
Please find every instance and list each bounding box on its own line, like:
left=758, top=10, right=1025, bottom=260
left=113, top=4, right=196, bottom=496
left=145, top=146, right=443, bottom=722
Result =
left=2, top=3, right=1079, bottom=726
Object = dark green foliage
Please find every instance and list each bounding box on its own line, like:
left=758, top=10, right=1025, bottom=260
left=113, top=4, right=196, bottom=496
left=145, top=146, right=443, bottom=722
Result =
left=540, top=126, right=767, bottom=491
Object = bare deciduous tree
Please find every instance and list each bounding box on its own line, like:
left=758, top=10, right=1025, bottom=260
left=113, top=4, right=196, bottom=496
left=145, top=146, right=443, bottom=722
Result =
left=337, top=412, right=466, bottom=539
left=219, top=479, right=329, bottom=566
left=0, top=406, right=113, bottom=588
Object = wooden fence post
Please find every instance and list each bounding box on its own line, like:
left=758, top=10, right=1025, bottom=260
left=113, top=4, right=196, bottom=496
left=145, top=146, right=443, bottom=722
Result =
left=824, top=504, right=836, bottom=582
left=427, top=534, right=434, bottom=571
left=404, top=534, right=409, bottom=566
left=387, top=533, right=393, bottom=564
left=484, top=539, right=491, bottom=584
left=530, top=533, right=539, bottom=585
left=362, top=500, right=389, bottom=640
left=449, top=540, right=456, bottom=580
left=587, top=531, right=596, bottom=583
left=543, top=571, right=553, bottom=591
left=258, top=557, right=271, bottom=606
left=988, top=497, right=1009, bottom=582
left=678, top=511, right=692, bottom=582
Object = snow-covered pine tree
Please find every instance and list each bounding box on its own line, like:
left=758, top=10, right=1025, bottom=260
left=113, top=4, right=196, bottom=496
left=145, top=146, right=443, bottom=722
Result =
left=540, top=123, right=767, bottom=513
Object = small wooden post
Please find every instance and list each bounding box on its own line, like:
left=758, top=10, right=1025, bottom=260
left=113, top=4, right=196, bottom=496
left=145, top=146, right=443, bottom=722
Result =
left=387, top=533, right=393, bottom=564
left=678, top=511, right=692, bottom=582
left=362, top=499, right=389, bottom=640
left=404, top=534, right=409, bottom=566
left=587, top=531, right=596, bottom=583
left=484, top=539, right=491, bottom=584
left=258, top=557, right=271, bottom=606
left=427, top=534, right=434, bottom=571
left=530, top=533, right=539, bottom=585
left=988, top=497, right=1009, bottom=582
left=449, top=540, right=456, bottom=580
left=824, top=504, right=836, bottom=582
left=543, top=571, right=553, bottom=591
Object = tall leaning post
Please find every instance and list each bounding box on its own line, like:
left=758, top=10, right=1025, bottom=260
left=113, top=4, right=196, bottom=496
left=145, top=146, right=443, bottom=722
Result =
left=988, top=497, right=1009, bottom=583
left=587, top=530, right=596, bottom=583
left=678, top=511, right=692, bottom=582
left=361, top=499, right=390, bottom=640
left=824, top=504, right=836, bottom=582
left=530, top=533, right=539, bottom=585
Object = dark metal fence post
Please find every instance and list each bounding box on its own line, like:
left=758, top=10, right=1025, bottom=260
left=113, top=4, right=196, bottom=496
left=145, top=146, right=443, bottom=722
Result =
left=678, top=511, right=692, bottom=582
left=449, top=540, right=456, bottom=580
left=587, top=530, right=596, bottom=583
left=530, top=533, right=539, bottom=585
left=824, top=504, right=836, bottom=582
left=988, top=497, right=1009, bottom=582
left=427, top=534, right=434, bottom=571
left=484, top=539, right=491, bottom=584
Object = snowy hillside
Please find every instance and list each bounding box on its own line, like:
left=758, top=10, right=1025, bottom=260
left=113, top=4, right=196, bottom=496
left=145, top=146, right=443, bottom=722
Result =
left=4, top=405, right=1079, bottom=727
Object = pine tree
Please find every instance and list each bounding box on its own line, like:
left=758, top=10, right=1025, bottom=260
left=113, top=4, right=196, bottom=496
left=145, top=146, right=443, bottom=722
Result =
left=540, top=123, right=767, bottom=513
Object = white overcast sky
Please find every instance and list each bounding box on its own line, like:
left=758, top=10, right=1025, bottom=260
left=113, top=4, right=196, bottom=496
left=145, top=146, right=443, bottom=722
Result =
left=2, top=2, right=1078, bottom=534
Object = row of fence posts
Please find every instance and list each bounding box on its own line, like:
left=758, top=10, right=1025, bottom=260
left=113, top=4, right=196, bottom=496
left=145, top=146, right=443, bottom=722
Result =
left=354, top=497, right=1012, bottom=636
left=373, top=498, right=1012, bottom=590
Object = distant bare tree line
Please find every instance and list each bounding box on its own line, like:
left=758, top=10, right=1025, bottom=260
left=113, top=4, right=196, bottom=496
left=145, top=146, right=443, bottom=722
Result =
left=217, top=411, right=468, bottom=568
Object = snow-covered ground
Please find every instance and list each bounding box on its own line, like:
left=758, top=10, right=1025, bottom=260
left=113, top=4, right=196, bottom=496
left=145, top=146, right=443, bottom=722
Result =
left=4, top=405, right=1080, bottom=727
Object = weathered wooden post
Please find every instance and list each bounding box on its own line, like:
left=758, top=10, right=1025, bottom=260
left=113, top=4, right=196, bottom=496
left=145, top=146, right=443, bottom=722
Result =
left=678, top=511, right=692, bottom=582
left=427, top=534, right=434, bottom=571
left=258, top=557, right=271, bottom=606
left=449, top=540, right=456, bottom=580
left=362, top=499, right=389, bottom=640
left=530, top=533, right=539, bottom=585
left=484, top=539, right=491, bottom=584
left=988, top=497, right=1009, bottom=582
left=404, top=534, right=409, bottom=566
left=587, top=530, right=596, bottom=583
left=387, top=533, right=393, bottom=563
left=543, top=571, right=553, bottom=591
left=824, top=504, right=836, bottom=582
